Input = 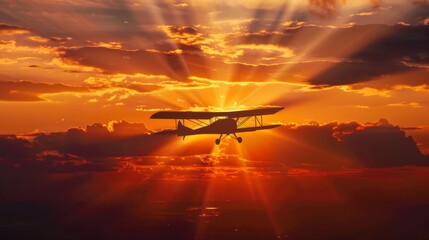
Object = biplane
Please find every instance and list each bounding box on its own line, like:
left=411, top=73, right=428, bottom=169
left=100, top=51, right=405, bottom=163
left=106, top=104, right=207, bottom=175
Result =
left=150, top=107, right=284, bottom=145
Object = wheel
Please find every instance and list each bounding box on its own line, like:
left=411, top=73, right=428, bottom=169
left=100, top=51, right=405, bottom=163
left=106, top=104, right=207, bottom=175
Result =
left=237, top=137, right=242, bottom=143
left=215, top=139, right=220, bottom=145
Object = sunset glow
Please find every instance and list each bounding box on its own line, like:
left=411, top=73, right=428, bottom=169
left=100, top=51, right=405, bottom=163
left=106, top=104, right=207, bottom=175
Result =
left=1, top=1, right=429, bottom=239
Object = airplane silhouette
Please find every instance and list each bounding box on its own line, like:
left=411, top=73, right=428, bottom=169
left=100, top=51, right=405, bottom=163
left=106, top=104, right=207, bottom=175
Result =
left=151, top=107, right=284, bottom=145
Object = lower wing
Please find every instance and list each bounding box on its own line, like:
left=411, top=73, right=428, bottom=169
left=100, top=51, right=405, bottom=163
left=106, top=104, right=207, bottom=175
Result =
left=153, top=124, right=282, bottom=136
left=234, top=124, right=282, bottom=133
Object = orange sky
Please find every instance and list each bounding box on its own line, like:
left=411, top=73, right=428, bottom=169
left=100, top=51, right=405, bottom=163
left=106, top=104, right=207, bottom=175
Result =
left=1, top=2, right=429, bottom=238
left=0, top=0, right=428, bottom=137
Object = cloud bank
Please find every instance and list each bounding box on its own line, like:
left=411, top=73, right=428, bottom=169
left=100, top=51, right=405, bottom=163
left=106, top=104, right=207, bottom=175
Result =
left=1, top=119, right=427, bottom=174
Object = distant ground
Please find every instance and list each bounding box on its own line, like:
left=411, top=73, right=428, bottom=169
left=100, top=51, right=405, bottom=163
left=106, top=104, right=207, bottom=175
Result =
left=1, top=167, right=428, bottom=240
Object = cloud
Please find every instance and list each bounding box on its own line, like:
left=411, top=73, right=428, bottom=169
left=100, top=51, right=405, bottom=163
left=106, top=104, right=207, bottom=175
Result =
left=173, top=3, right=189, bottom=8
left=31, top=123, right=189, bottom=160
left=339, top=120, right=426, bottom=167
left=82, top=75, right=164, bottom=93
left=59, top=47, right=211, bottom=81
left=0, top=23, right=30, bottom=35
left=0, top=120, right=215, bottom=172
left=307, top=61, right=413, bottom=86
left=349, top=11, right=376, bottom=18
left=43, top=23, right=429, bottom=88
left=217, top=119, right=428, bottom=169
left=387, top=102, right=422, bottom=108
left=108, top=120, right=152, bottom=136
left=0, top=76, right=167, bottom=102
left=231, top=24, right=429, bottom=63
left=307, top=0, right=383, bottom=19
left=401, top=127, right=423, bottom=131
left=350, top=25, right=429, bottom=64
left=0, top=58, right=18, bottom=64
left=308, top=0, right=339, bottom=19
left=0, top=119, right=427, bottom=174
left=0, top=80, right=88, bottom=101
left=160, top=25, right=203, bottom=45
left=49, top=36, right=73, bottom=43
left=0, top=135, right=37, bottom=161
left=228, top=24, right=429, bottom=87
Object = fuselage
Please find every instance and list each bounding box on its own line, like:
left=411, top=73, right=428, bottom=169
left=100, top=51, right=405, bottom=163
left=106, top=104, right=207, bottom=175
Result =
left=177, top=118, right=237, bottom=136
left=203, top=118, right=237, bottom=134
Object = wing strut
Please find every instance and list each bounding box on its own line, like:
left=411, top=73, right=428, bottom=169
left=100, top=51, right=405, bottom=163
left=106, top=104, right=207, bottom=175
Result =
left=215, top=133, right=243, bottom=145
left=254, top=115, right=263, bottom=127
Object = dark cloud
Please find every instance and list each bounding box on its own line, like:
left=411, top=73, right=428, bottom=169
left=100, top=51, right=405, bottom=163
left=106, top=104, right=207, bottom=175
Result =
left=350, top=25, right=429, bottom=64
left=308, top=61, right=413, bottom=86
left=229, top=24, right=429, bottom=86
left=60, top=47, right=211, bottom=81
left=0, top=23, right=29, bottom=35
left=56, top=40, right=429, bottom=87
left=225, top=119, right=428, bottom=169
left=168, top=26, right=198, bottom=36
left=30, top=122, right=211, bottom=160
left=0, top=79, right=162, bottom=102
left=0, top=135, right=38, bottom=161
left=0, top=122, right=169, bottom=172
left=51, top=23, right=429, bottom=88
left=231, top=24, right=429, bottom=63
left=340, top=120, right=425, bottom=167
left=396, top=2, right=429, bottom=26
left=0, top=119, right=427, bottom=173
left=0, top=80, right=88, bottom=101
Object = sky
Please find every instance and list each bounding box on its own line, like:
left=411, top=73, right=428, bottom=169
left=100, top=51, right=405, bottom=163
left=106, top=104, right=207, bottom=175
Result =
left=1, top=1, right=429, bottom=239
left=0, top=0, right=428, bottom=134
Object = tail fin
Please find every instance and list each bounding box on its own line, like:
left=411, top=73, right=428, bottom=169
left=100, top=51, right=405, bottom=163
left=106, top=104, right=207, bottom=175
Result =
left=177, top=121, right=192, bottom=136
left=178, top=120, right=184, bottom=130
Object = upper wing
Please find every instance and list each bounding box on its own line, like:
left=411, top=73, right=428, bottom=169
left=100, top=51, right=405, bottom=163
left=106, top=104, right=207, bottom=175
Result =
left=150, top=107, right=284, bottom=119
left=151, top=111, right=216, bottom=119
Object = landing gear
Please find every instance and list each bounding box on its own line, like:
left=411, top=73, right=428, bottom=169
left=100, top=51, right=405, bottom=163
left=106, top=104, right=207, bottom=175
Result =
left=215, top=134, right=224, bottom=145
left=233, top=134, right=242, bottom=144
left=214, top=133, right=243, bottom=145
